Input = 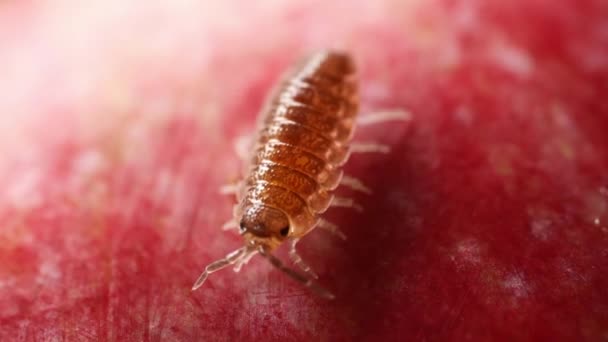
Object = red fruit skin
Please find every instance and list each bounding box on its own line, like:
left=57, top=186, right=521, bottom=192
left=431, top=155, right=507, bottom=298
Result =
left=1, top=0, right=607, bottom=341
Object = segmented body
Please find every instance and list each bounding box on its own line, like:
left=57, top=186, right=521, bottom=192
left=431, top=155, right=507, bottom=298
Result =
left=236, top=52, right=358, bottom=240
left=192, top=51, right=363, bottom=297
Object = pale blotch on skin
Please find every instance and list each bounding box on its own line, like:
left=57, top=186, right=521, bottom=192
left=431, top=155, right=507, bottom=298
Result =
left=550, top=103, right=578, bottom=161
left=551, top=102, right=576, bottom=132
left=5, top=168, right=43, bottom=210
left=489, top=40, right=535, bottom=78
left=435, top=39, right=463, bottom=71
left=454, top=105, right=474, bottom=126
left=502, top=273, right=530, bottom=299
left=69, top=149, right=108, bottom=191
left=35, top=258, right=63, bottom=287
left=450, top=238, right=483, bottom=267
left=527, top=206, right=560, bottom=242
left=526, top=205, right=564, bottom=241
left=530, top=218, right=553, bottom=241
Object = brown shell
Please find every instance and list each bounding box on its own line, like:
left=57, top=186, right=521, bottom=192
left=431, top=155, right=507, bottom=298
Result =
left=236, top=51, right=358, bottom=238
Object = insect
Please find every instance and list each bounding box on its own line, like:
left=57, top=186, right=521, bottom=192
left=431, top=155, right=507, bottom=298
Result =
left=192, top=51, right=408, bottom=299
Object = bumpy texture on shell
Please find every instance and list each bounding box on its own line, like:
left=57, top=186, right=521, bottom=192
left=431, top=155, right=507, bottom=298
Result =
left=236, top=52, right=359, bottom=238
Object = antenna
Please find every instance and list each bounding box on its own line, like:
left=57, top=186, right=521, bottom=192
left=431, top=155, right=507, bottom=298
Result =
left=191, top=247, right=247, bottom=291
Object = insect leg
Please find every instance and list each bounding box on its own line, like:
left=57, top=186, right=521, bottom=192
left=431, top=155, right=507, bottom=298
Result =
left=289, top=238, right=319, bottom=279
left=350, top=109, right=409, bottom=154
left=340, top=175, right=371, bottom=194
left=357, top=109, right=411, bottom=126
left=350, top=142, right=391, bottom=154
left=218, top=133, right=252, bottom=197
left=219, top=183, right=239, bottom=195
left=221, top=220, right=239, bottom=231
left=233, top=248, right=258, bottom=272
left=219, top=182, right=244, bottom=203
left=317, top=219, right=347, bottom=240
left=222, top=205, right=242, bottom=232
left=330, top=196, right=363, bottom=212
left=234, top=133, right=254, bottom=161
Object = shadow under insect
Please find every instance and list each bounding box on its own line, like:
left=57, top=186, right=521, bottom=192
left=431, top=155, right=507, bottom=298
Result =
left=316, top=125, right=434, bottom=336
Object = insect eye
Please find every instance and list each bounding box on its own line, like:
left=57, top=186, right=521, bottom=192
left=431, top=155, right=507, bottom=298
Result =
left=279, top=226, right=290, bottom=237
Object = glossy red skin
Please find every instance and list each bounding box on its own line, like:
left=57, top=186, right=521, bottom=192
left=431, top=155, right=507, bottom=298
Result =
left=0, top=0, right=607, bottom=341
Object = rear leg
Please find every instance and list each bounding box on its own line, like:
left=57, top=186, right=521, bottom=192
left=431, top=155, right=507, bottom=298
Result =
left=357, top=109, right=411, bottom=126
left=350, top=142, right=391, bottom=154
left=218, top=132, right=253, bottom=197
left=234, top=133, right=254, bottom=161
left=221, top=204, right=241, bottom=232
left=350, top=109, right=410, bottom=155
left=330, top=196, right=363, bottom=212
left=221, top=219, right=239, bottom=231
left=317, top=219, right=347, bottom=240
left=340, top=175, right=371, bottom=194
left=219, top=181, right=245, bottom=205
left=219, top=183, right=240, bottom=196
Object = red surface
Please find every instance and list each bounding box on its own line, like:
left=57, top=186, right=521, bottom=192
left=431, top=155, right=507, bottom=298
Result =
left=1, top=0, right=607, bottom=340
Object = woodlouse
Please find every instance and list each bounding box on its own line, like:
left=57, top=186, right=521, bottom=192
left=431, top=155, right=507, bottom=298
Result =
left=192, top=51, right=408, bottom=299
